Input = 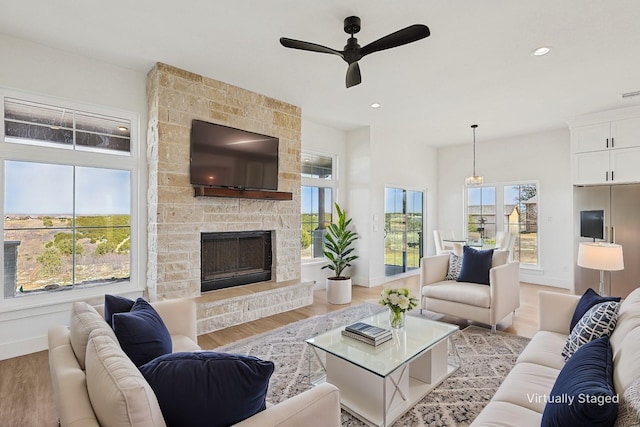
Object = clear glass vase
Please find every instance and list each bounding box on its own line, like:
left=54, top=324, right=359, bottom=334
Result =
left=389, top=309, right=406, bottom=329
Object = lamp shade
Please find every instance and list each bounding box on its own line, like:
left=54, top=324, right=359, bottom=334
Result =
left=577, top=243, right=624, bottom=272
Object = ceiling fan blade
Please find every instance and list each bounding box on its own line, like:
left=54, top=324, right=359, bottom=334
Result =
left=360, top=24, right=430, bottom=57
left=279, top=38, right=344, bottom=58
left=346, top=62, right=361, bottom=88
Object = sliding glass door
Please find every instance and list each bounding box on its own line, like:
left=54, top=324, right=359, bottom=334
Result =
left=384, top=187, right=424, bottom=276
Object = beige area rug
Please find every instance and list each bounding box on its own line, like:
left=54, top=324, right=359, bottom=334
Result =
left=216, top=303, right=530, bottom=426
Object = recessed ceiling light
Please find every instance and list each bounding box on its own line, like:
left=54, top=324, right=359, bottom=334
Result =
left=117, top=126, right=129, bottom=132
left=531, top=46, right=551, bottom=56
left=370, top=103, right=381, bottom=109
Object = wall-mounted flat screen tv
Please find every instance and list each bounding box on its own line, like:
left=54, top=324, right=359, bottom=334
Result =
left=190, top=120, right=279, bottom=190
left=580, top=209, right=604, bottom=240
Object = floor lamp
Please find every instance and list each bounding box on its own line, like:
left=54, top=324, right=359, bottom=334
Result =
left=577, top=242, right=624, bottom=296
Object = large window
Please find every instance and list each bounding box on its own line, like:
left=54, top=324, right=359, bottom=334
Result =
left=384, top=187, right=424, bottom=276
left=504, top=183, right=538, bottom=265
left=2, top=91, right=138, bottom=298
left=467, top=186, right=497, bottom=244
left=465, top=182, right=539, bottom=266
left=301, top=153, right=334, bottom=259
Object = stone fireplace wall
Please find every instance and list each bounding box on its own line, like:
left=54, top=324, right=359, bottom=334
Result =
left=146, top=63, right=301, bottom=301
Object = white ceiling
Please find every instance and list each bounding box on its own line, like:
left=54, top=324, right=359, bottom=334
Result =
left=2, top=0, right=640, bottom=147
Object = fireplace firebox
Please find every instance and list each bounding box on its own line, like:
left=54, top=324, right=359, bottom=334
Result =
left=200, top=231, right=272, bottom=292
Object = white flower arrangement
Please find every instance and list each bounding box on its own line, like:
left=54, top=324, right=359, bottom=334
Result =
left=379, top=287, right=418, bottom=313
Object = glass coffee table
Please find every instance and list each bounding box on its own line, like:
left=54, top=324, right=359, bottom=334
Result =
left=306, top=311, right=460, bottom=427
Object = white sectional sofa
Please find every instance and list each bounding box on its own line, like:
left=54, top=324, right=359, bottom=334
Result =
left=471, top=288, right=640, bottom=426
left=48, top=297, right=341, bottom=427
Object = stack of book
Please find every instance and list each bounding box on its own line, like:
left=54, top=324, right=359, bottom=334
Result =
left=341, top=321, right=392, bottom=346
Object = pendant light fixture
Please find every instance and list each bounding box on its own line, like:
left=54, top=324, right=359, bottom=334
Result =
left=465, top=124, right=483, bottom=186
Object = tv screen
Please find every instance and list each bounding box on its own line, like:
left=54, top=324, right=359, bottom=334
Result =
left=580, top=210, right=604, bottom=240
left=190, top=120, right=279, bottom=190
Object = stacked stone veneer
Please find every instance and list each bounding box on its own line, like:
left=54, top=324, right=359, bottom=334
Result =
left=146, top=63, right=304, bottom=329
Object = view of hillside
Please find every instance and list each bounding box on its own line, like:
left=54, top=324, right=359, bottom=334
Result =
left=4, top=215, right=130, bottom=293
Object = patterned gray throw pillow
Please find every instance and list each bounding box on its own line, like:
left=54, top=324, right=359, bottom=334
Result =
left=562, top=300, right=620, bottom=361
left=446, top=252, right=463, bottom=280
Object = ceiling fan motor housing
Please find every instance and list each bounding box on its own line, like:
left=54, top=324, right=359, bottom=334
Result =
left=344, top=16, right=361, bottom=34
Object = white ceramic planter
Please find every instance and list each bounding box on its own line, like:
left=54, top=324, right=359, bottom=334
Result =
left=326, top=277, right=352, bottom=304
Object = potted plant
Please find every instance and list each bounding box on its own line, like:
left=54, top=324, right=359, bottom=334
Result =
left=322, top=203, right=359, bottom=304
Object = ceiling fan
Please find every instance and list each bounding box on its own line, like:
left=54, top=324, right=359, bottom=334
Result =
left=280, top=16, right=430, bottom=88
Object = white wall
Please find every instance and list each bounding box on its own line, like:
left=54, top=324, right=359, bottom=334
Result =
left=299, top=119, right=348, bottom=289
left=345, top=127, right=373, bottom=287
left=437, top=128, right=573, bottom=288
left=301, top=120, right=439, bottom=291
left=0, top=34, right=148, bottom=359
left=347, top=125, right=439, bottom=287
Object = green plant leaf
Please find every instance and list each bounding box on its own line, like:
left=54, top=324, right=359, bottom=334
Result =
left=322, top=203, right=358, bottom=278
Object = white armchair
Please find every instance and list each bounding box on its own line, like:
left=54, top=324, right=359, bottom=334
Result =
left=419, top=250, right=520, bottom=333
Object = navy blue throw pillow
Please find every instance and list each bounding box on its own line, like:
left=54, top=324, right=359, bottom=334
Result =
left=541, top=336, right=618, bottom=427
left=112, top=298, right=172, bottom=367
left=457, top=246, right=494, bottom=285
left=570, top=288, right=621, bottom=332
left=139, top=351, right=275, bottom=427
left=104, top=294, right=135, bottom=327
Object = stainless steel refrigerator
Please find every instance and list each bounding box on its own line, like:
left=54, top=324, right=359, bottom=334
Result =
left=574, top=184, right=640, bottom=298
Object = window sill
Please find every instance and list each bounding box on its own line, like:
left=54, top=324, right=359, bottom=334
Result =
left=0, top=280, right=142, bottom=317
left=520, top=264, right=543, bottom=272
left=301, top=258, right=327, bottom=266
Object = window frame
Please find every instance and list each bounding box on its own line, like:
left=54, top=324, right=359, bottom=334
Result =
left=300, top=151, right=337, bottom=263
left=464, top=180, right=540, bottom=268
left=0, top=87, right=142, bottom=310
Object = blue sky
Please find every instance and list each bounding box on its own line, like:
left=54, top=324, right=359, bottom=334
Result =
left=4, top=161, right=130, bottom=215
left=384, top=188, right=423, bottom=214
left=301, top=186, right=333, bottom=214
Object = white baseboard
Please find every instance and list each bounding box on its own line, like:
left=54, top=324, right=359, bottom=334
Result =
left=0, top=335, right=47, bottom=361
left=520, top=273, right=571, bottom=290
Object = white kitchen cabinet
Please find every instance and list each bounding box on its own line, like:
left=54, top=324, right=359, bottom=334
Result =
left=573, top=147, right=640, bottom=185
left=573, top=117, right=640, bottom=153
left=573, top=151, right=609, bottom=185
left=573, top=122, right=612, bottom=153
left=610, top=147, right=640, bottom=183
left=569, top=107, right=640, bottom=185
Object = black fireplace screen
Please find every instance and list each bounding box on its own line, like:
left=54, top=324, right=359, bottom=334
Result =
left=200, top=231, right=272, bottom=292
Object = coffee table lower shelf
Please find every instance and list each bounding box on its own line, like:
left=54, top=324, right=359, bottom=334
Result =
left=310, top=336, right=459, bottom=427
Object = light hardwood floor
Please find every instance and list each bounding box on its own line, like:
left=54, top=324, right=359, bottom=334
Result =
left=0, top=278, right=566, bottom=427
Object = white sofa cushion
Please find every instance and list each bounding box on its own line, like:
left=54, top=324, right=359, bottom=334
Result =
left=85, top=331, right=166, bottom=427
left=490, top=362, right=560, bottom=414
left=516, top=331, right=567, bottom=371
left=613, top=326, right=640, bottom=397
left=611, top=288, right=640, bottom=360
left=69, top=301, right=118, bottom=370
left=421, top=282, right=491, bottom=308
left=470, top=401, right=542, bottom=426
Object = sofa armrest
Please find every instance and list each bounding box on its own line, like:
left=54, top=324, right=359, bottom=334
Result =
left=489, top=262, right=520, bottom=325
left=150, top=298, right=198, bottom=344
left=538, top=291, right=580, bottom=335
left=420, top=254, right=450, bottom=286
left=233, top=383, right=340, bottom=427
left=48, top=326, right=100, bottom=427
